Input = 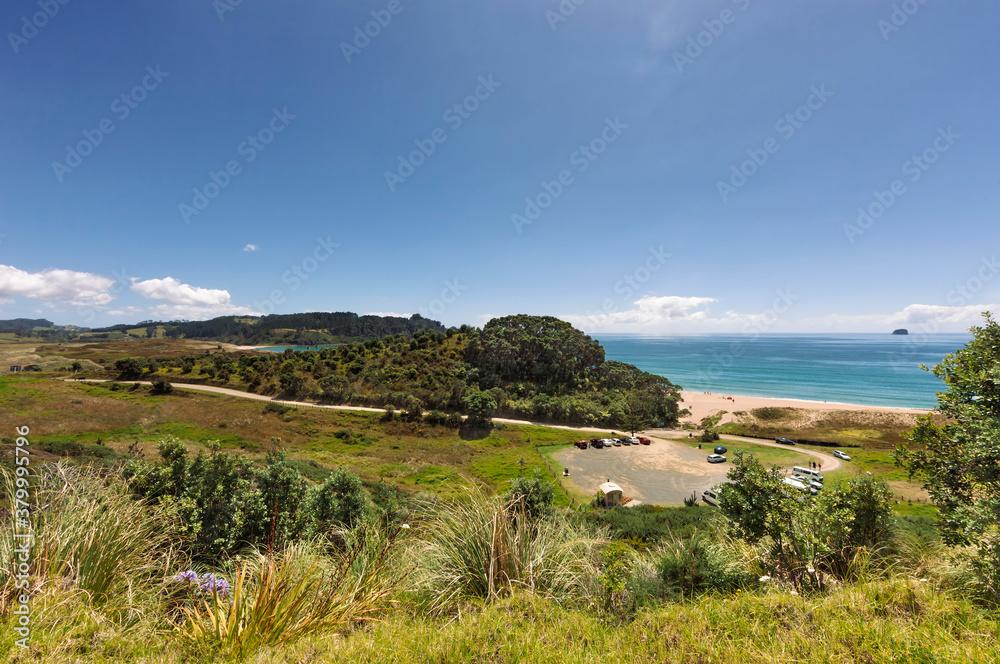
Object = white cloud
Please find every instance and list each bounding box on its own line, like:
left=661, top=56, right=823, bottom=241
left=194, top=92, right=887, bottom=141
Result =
left=131, top=277, right=234, bottom=306
left=0, top=264, right=115, bottom=306
left=130, top=276, right=256, bottom=319
left=144, top=303, right=258, bottom=320
left=562, top=295, right=718, bottom=331
left=243, top=244, right=258, bottom=252
left=106, top=306, right=144, bottom=317
left=801, top=303, right=1000, bottom=333
left=887, top=303, right=999, bottom=327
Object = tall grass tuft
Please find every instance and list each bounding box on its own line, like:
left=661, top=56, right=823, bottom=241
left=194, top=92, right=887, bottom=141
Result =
left=178, top=531, right=406, bottom=659
left=414, top=490, right=599, bottom=612
left=0, top=462, right=179, bottom=611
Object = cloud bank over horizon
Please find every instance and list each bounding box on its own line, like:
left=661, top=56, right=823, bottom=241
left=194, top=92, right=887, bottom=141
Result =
left=0, top=259, right=995, bottom=335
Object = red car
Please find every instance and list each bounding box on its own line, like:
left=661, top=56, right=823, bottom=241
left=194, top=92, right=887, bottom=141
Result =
left=638, top=437, right=651, bottom=445
left=574, top=440, right=588, bottom=449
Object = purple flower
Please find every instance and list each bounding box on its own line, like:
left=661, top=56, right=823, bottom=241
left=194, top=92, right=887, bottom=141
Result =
left=198, top=573, right=230, bottom=597
left=174, top=570, right=198, bottom=584
left=173, top=570, right=229, bottom=597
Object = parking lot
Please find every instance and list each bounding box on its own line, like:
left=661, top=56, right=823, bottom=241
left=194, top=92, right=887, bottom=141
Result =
left=556, top=437, right=730, bottom=505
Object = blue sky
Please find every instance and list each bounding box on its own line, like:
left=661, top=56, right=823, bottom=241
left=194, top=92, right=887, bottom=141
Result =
left=1, top=0, right=997, bottom=333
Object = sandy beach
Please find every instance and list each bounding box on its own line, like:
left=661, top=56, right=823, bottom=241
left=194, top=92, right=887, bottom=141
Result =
left=679, top=390, right=930, bottom=426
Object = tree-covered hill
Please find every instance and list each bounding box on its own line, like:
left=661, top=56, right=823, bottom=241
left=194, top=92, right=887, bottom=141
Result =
left=90, top=312, right=446, bottom=345
left=0, top=317, right=54, bottom=332
left=109, top=315, right=681, bottom=429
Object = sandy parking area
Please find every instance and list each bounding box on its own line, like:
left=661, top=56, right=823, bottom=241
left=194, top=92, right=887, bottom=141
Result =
left=556, top=437, right=730, bottom=505
left=556, top=432, right=843, bottom=506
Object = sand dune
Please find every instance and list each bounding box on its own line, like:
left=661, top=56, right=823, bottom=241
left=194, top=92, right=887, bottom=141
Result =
left=679, top=390, right=930, bottom=426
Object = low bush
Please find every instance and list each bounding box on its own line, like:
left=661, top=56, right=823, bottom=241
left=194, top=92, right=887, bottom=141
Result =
left=36, top=440, right=84, bottom=457
left=657, top=533, right=753, bottom=600
left=583, top=505, right=719, bottom=545
left=263, top=402, right=292, bottom=415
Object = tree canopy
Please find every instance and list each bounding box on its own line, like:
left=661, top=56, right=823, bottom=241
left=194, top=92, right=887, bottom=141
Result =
left=464, top=315, right=605, bottom=387
left=896, top=312, right=1000, bottom=603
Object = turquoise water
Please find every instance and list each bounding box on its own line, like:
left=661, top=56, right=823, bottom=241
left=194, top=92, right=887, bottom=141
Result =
left=594, top=333, right=972, bottom=409
left=256, top=345, right=336, bottom=353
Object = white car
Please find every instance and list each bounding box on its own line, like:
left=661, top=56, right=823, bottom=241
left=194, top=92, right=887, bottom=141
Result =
left=783, top=477, right=817, bottom=495
left=791, top=475, right=823, bottom=491
left=707, top=454, right=726, bottom=464
left=832, top=450, right=851, bottom=461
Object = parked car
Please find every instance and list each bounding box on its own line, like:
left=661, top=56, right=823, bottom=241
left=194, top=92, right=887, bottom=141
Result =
left=775, top=437, right=796, bottom=445
left=610, top=438, right=622, bottom=447
left=620, top=438, right=631, bottom=446
left=707, top=454, right=726, bottom=463
left=791, top=475, right=823, bottom=491
left=702, top=488, right=721, bottom=506
left=627, top=437, right=640, bottom=445
left=783, top=477, right=817, bottom=495
left=714, top=445, right=727, bottom=454
left=574, top=440, right=588, bottom=449
left=638, top=437, right=651, bottom=445
left=832, top=450, right=852, bottom=461
left=792, top=466, right=824, bottom=482
left=590, top=439, right=604, bottom=448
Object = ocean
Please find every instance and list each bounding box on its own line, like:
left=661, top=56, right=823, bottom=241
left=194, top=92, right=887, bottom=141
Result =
left=594, top=333, right=972, bottom=409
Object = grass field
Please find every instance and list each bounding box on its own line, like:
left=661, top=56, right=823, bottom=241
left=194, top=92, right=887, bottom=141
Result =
left=671, top=435, right=815, bottom=468
left=28, top=337, right=239, bottom=362
left=0, top=375, right=578, bottom=499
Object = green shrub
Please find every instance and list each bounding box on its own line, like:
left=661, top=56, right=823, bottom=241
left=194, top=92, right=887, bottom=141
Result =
left=657, top=533, right=751, bottom=599
left=305, top=469, right=372, bottom=535
left=752, top=407, right=793, bottom=421
left=83, top=444, right=124, bottom=460
left=584, top=505, right=719, bottom=545
left=150, top=377, right=173, bottom=395
left=600, top=541, right=635, bottom=615
left=37, top=440, right=84, bottom=457
left=263, top=402, right=292, bottom=415
left=503, top=469, right=555, bottom=522
left=125, top=439, right=326, bottom=561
